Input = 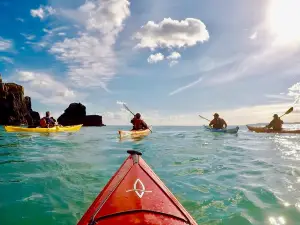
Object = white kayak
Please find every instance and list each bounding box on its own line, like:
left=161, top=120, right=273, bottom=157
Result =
left=204, top=125, right=239, bottom=134
left=118, top=126, right=152, bottom=138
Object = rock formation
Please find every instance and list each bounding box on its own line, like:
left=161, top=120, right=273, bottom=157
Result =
left=57, top=103, right=105, bottom=126
left=0, top=75, right=40, bottom=126
left=25, top=96, right=41, bottom=127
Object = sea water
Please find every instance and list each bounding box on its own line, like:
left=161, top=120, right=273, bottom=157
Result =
left=1, top=125, right=300, bottom=225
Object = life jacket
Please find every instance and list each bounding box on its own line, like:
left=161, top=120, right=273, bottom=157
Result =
left=133, top=119, right=146, bottom=130
left=211, top=118, right=224, bottom=129
left=272, top=119, right=283, bottom=130
left=40, top=118, right=47, bottom=128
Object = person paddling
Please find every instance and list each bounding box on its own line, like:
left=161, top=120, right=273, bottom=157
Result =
left=40, top=111, right=57, bottom=128
left=130, top=113, right=148, bottom=131
left=265, top=114, right=283, bottom=131
left=209, top=113, right=227, bottom=129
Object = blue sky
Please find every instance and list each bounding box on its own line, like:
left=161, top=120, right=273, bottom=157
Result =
left=0, top=0, right=299, bottom=125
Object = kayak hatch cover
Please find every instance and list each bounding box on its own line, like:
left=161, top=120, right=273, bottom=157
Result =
left=77, top=150, right=198, bottom=225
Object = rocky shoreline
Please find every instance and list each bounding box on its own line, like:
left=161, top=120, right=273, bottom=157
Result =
left=0, top=76, right=105, bottom=127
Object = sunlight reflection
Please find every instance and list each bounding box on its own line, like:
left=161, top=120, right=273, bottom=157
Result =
left=295, top=202, right=300, bottom=211
left=274, top=136, right=300, bottom=161
left=269, top=216, right=286, bottom=225
left=268, top=0, right=300, bottom=45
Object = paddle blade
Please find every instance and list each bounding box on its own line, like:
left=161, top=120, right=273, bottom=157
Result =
left=279, top=107, right=294, bottom=118
left=286, top=107, right=294, bottom=115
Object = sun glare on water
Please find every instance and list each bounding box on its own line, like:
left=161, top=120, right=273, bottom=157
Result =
left=268, top=0, right=300, bottom=44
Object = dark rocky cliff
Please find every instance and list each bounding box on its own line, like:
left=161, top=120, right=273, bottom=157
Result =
left=0, top=76, right=40, bottom=126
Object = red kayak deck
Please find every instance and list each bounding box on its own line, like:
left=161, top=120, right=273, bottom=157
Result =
left=78, top=150, right=198, bottom=225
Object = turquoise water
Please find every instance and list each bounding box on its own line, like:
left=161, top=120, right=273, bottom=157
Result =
left=1, top=125, right=300, bottom=225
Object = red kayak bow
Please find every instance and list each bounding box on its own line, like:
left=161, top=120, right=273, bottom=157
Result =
left=77, top=150, right=198, bottom=225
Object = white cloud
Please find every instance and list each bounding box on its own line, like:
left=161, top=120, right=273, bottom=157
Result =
left=263, top=83, right=300, bottom=109
left=78, top=0, right=130, bottom=33
left=43, top=27, right=69, bottom=34
left=167, top=51, right=181, bottom=60
left=50, top=0, right=131, bottom=89
left=14, top=71, right=84, bottom=105
left=16, top=18, right=24, bottom=22
left=169, top=77, right=203, bottom=96
left=30, top=5, right=56, bottom=19
left=27, top=26, right=69, bottom=50
left=249, top=31, right=257, bottom=40
left=50, top=34, right=115, bottom=90
left=57, top=89, right=75, bottom=98
left=0, top=56, right=14, bottom=64
left=0, top=37, right=12, bottom=51
left=288, top=82, right=300, bottom=104
left=146, top=51, right=181, bottom=65
left=147, top=53, right=164, bottom=64
left=265, top=94, right=293, bottom=101
left=102, top=108, right=131, bottom=124
left=169, top=60, right=179, bottom=67
left=21, top=33, right=36, bottom=41
left=116, top=101, right=126, bottom=105
left=58, top=32, right=66, bottom=36
left=167, top=52, right=181, bottom=67
left=133, top=17, right=209, bottom=50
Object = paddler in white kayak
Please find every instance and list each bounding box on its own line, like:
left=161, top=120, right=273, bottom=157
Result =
left=209, top=113, right=227, bottom=129
left=130, top=113, right=149, bottom=131
left=265, top=114, right=283, bottom=131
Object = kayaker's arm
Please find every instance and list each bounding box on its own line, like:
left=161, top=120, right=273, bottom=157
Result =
left=130, top=118, right=135, bottom=124
left=223, top=119, right=227, bottom=128
left=265, top=120, right=274, bottom=128
left=142, top=120, right=149, bottom=129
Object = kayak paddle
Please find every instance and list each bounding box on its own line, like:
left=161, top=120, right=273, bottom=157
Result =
left=198, top=115, right=210, bottom=122
left=123, top=103, right=135, bottom=116
left=280, top=107, right=294, bottom=118
left=122, top=103, right=152, bottom=133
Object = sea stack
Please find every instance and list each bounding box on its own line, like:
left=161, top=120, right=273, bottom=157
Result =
left=57, top=103, right=105, bottom=126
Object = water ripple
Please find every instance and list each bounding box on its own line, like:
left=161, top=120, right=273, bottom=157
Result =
left=1, top=125, right=300, bottom=224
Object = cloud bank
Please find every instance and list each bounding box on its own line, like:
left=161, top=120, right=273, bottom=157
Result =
left=49, top=0, right=131, bottom=90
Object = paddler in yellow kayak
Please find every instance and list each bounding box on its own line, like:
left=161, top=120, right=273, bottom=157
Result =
left=130, top=113, right=149, bottom=131
left=265, top=114, right=283, bottom=131
left=40, top=111, right=57, bottom=128
left=209, top=113, right=227, bottom=129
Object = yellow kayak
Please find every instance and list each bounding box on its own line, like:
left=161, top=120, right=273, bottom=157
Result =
left=4, top=124, right=83, bottom=133
left=118, top=127, right=152, bottom=138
